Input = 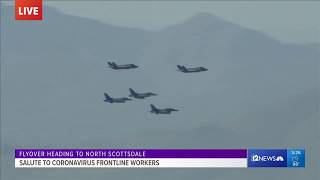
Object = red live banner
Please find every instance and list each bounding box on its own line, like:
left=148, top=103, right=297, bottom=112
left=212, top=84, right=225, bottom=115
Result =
left=15, top=0, right=42, bottom=20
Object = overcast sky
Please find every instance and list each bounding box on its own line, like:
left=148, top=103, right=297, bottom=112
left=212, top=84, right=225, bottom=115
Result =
left=45, top=1, right=320, bottom=44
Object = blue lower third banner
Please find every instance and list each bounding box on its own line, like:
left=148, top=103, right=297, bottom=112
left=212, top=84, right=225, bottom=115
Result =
left=15, top=149, right=305, bottom=168
left=247, top=149, right=305, bottom=168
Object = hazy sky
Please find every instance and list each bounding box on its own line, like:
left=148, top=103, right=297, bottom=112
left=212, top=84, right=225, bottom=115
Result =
left=46, top=1, right=320, bottom=44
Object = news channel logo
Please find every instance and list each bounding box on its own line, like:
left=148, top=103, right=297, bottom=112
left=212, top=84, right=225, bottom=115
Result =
left=248, top=149, right=305, bottom=168
left=248, top=149, right=287, bottom=167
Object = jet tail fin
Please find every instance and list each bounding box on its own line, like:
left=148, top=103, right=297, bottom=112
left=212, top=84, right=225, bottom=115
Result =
left=104, top=93, right=112, bottom=100
left=150, top=104, right=158, bottom=112
left=177, top=65, right=187, bottom=71
left=129, top=88, right=137, bottom=95
left=107, top=61, right=118, bottom=67
left=107, top=62, right=115, bottom=68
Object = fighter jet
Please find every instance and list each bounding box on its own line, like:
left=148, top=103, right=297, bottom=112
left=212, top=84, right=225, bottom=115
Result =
left=177, top=65, right=208, bottom=73
left=129, top=88, right=157, bottom=99
left=149, top=104, right=178, bottom=114
left=107, top=62, right=138, bottom=70
left=104, top=93, right=132, bottom=103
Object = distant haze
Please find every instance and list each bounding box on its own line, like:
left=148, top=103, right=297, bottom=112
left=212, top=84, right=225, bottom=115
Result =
left=47, top=1, right=320, bottom=44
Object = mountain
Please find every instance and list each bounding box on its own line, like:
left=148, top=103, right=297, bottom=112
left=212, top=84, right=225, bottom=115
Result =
left=1, top=5, right=319, bottom=180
